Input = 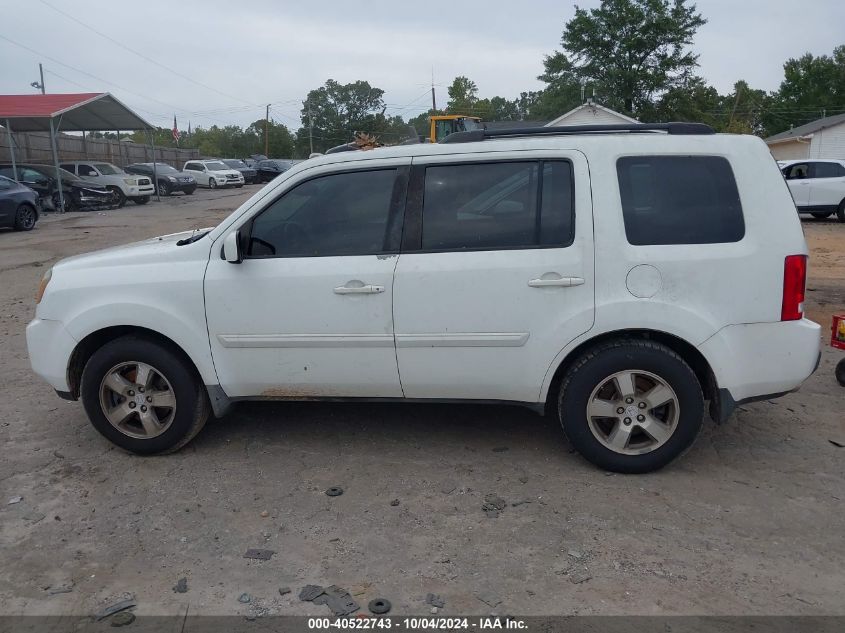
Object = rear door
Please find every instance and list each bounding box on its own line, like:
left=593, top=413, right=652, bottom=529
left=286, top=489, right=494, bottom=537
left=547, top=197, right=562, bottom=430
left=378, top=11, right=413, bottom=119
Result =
left=808, top=161, right=845, bottom=207
left=392, top=151, right=595, bottom=402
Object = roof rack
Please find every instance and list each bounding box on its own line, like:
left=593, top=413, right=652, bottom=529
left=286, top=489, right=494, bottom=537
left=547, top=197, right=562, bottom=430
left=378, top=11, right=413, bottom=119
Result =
left=441, top=122, right=715, bottom=144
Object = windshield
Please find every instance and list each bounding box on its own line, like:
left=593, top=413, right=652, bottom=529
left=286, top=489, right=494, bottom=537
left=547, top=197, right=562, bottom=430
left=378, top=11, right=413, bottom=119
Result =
left=58, top=168, right=80, bottom=182
left=149, top=164, right=179, bottom=174
left=224, top=160, right=247, bottom=168
left=461, top=118, right=483, bottom=131
left=93, top=163, right=123, bottom=175
left=205, top=161, right=228, bottom=171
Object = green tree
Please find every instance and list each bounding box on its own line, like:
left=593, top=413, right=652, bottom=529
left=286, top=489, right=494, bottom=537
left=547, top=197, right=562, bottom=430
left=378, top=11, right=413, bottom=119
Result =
left=764, top=45, right=845, bottom=135
left=541, top=0, right=706, bottom=115
left=446, top=76, right=480, bottom=113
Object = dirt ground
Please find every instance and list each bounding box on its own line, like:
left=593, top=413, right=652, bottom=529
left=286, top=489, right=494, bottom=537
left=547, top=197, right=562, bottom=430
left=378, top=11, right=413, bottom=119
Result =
left=0, top=189, right=843, bottom=618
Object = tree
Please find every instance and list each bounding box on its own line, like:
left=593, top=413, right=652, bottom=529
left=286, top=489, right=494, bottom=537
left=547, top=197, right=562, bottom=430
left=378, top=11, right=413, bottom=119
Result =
left=541, top=0, right=706, bottom=115
left=446, top=76, right=480, bottom=113
left=764, top=46, right=845, bottom=135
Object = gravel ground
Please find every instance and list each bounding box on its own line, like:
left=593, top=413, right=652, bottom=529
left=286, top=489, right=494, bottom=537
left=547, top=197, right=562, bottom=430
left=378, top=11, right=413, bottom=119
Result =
left=1, top=188, right=843, bottom=617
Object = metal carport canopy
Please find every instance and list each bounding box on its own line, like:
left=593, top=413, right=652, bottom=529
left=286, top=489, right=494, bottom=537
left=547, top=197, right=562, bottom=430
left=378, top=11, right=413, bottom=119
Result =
left=0, top=92, right=152, bottom=132
left=0, top=92, right=158, bottom=211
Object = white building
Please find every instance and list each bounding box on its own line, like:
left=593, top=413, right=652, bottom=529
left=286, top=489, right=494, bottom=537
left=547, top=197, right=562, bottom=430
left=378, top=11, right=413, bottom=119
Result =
left=546, top=100, right=638, bottom=126
left=765, top=113, right=845, bottom=161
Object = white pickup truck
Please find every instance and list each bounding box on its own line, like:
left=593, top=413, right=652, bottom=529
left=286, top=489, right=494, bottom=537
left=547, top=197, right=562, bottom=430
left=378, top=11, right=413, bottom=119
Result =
left=60, top=161, right=155, bottom=207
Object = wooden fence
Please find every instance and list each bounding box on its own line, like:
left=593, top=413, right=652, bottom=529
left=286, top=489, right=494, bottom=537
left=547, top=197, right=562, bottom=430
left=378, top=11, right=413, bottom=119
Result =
left=0, top=129, right=199, bottom=169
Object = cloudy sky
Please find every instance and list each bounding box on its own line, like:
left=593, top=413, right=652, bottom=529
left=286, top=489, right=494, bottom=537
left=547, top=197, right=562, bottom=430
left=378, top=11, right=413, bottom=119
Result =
left=1, top=0, right=843, bottom=131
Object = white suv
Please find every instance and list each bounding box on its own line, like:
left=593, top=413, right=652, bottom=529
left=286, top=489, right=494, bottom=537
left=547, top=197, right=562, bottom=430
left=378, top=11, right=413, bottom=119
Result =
left=182, top=159, right=244, bottom=189
left=779, top=159, right=845, bottom=221
left=27, top=123, right=821, bottom=473
left=60, top=161, right=155, bottom=206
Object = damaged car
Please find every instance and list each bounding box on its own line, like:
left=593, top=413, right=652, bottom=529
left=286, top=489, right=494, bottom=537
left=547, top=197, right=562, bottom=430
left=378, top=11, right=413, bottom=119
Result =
left=0, top=163, right=116, bottom=212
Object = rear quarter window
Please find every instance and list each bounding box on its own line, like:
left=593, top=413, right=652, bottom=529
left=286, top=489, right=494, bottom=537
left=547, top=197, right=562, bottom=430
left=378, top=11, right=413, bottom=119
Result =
left=616, top=155, right=744, bottom=245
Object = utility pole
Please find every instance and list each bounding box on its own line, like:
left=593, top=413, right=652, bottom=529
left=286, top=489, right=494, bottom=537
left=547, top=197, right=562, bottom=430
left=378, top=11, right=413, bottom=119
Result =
left=308, top=101, right=314, bottom=155
left=39, top=64, right=46, bottom=93
left=264, top=104, right=270, bottom=157
left=431, top=68, right=437, bottom=111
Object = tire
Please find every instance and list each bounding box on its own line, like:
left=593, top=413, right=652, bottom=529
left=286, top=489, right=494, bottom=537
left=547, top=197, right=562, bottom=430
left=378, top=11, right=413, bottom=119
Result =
left=133, top=196, right=150, bottom=205
left=185, top=187, right=196, bottom=195
left=13, top=203, right=37, bottom=231
left=236, top=184, right=243, bottom=189
left=80, top=335, right=210, bottom=454
left=108, top=187, right=126, bottom=208
left=811, top=212, right=832, bottom=219
left=157, top=181, right=170, bottom=196
left=557, top=339, right=704, bottom=473
left=209, top=179, right=217, bottom=190
left=837, top=200, right=845, bottom=223
left=836, top=358, right=845, bottom=387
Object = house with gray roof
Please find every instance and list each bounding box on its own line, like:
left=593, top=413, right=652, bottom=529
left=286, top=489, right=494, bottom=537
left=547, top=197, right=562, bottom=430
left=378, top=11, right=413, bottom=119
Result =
left=765, top=113, right=845, bottom=161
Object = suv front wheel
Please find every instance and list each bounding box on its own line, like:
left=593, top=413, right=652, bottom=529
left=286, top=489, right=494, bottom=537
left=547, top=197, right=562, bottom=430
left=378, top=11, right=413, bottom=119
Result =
left=558, top=339, right=704, bottom=473
left=80, top=335, right=210, bottom=454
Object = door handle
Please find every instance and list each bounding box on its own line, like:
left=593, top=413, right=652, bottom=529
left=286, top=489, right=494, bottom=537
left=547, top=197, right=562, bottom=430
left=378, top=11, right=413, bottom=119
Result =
left=528, top=276, right=585, bottom=288
left=333, top=284, right=385, bottom=295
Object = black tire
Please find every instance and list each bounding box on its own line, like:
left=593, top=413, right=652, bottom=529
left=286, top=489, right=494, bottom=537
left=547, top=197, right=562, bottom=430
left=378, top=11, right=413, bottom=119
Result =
left=157, top=180, right=171, bottom=196
left=133, top=196, right=150, bottom=205
left=836, top=358, right=845, bottom=387
left=557, top=339, right=704, bottom=473
left=837, top=200, right=845, bottom=223
left=80, top=335, right=210, bottom=454
left=236, top=184, right=243, bottom=188
left=209, top=179, right=217, bottom=190
left=185, top=187, right=196, bottom=195
left=811, top=212, right=832, bottom=219
left=108, top=187, right=126, bottom=208
left=13, top=203, right=37, bottom=231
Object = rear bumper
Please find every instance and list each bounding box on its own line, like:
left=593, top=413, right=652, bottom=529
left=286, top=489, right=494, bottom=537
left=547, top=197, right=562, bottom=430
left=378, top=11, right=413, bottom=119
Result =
left=699, top=319, right=821, bottom=404
left=26, top=318, right=77, bottom=392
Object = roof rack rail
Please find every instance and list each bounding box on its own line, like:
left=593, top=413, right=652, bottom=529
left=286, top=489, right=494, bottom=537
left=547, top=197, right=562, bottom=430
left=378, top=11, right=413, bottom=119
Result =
left=441, top=122, right=715, bottom=144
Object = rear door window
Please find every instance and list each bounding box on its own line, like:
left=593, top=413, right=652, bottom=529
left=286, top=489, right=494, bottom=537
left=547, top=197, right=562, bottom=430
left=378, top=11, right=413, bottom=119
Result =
left=616, top=156, right=744, bottom=245
left=811, top=162, right=845, bottom=178
left=419, top=160, right=574, bottom=251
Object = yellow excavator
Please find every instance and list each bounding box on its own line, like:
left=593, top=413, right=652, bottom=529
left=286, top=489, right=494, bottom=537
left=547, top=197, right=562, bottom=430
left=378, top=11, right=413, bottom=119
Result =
left=427, top=115, right=483, bottom=143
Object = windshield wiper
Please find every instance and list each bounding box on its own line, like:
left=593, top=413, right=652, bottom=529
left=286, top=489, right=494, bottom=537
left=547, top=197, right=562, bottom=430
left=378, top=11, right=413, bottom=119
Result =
left=176, top=229, right=211, bottom=246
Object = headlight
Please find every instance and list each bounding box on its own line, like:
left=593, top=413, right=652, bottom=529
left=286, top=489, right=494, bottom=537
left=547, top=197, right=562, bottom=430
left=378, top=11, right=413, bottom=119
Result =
left=36, top=268, right=52, bottom=304
left=123, top=178, right=138, bottom=185
left=168, top=176, right=177, bottom=182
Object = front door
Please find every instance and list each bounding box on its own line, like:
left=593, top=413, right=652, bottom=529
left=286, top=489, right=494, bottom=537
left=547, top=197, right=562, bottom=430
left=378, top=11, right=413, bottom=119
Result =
left=783, top=162, right=811, bottom=207
left=392, top=152, right=595, bottom=403
left=204, top=161, right=408, bottom=398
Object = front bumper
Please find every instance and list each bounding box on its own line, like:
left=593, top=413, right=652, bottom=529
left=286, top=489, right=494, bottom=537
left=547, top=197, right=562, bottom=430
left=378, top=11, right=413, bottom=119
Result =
left=26, top=318, right=78, bottom=393
left=699, top=318, right=821, bottom=404
left=127, top=185, right=155, bottom=196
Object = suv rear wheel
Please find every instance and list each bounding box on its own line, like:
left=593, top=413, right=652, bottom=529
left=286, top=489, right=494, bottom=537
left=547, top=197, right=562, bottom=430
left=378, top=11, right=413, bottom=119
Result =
left=557, top=339, right=704, bottom=473
left=837, top=200, right=845, bottom=223
left=80, top=336, right=210, bottom=454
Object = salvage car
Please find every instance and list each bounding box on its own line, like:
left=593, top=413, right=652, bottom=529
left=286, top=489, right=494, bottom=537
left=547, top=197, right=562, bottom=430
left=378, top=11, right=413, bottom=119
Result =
left=0, top=175, right=39, bottom=231
left=254, top=159, right=293, bottom=183
left=222, top=159, right=258, bottom=184
left=182, top=160, right=244, bottom=189
left=60, top=161, right=154, bottom=207
left=0, top=163, right=115, bottom=212
left=124, top=163, right=197, bottom=197
left=26, top=123, right=821, bottom=473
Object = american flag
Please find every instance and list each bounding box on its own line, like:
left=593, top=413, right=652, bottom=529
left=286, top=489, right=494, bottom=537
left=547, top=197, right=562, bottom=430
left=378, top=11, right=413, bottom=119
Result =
left=172, top=115, right=180, bottom=144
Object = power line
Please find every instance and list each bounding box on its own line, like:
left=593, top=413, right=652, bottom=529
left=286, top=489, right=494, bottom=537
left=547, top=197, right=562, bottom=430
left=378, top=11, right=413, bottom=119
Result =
left=37, top=0, right=260, bottom=108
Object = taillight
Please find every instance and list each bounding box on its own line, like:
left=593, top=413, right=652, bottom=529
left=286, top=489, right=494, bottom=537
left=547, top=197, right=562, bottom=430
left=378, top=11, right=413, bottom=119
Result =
left=781, top=255, right=807, bottom=321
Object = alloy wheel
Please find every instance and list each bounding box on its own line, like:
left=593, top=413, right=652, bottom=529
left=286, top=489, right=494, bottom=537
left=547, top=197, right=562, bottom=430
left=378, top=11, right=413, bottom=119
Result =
left=98, top=361, right=177, bottom=439
left=586, top=370, right=679, bottom=455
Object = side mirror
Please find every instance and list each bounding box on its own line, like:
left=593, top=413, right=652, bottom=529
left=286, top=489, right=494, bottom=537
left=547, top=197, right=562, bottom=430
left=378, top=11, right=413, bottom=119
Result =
left=222, top=231, right=243, bottom=264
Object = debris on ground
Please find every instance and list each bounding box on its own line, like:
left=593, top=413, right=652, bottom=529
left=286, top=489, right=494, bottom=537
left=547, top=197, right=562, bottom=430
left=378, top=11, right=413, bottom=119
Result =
left=567, top=549, right=584, bottom=560
left=425, top=593, right=445, bottom=608
left=243, top=548, right=275, bottom=561
left=569, top=569, right=593, bottom=584
left=440, top=482, right=457, bottom=494
left=430, top=607, right=439, bottom=614
left=301, top=585, right=359, bottom=616
left=110, top=612, right=135, bottom=627
left=7, top=496, right=22, bottom=505
left=350, top=583, right=372, bottom=596
left=173, top=577, right=188, bottom=593
left=325, top=486, right=344, bottom=497
left=47, top=582, right=74, bottom=595
left=510, top=500, right=532, bottom=507
left=829, top=439, right=845, bottom=448
left=278, top=586, right=291, bottom=596
left=476, top=592, right=502, bottom=608
left=238, top=593, right=252, bottom=603
left=368, top=598, right=391, bottom=614
left=94, top=597, right=137, bottom=621
left=390, top=499, right=400, bottom=506
left=482, top=494, right=506, bottom=518
left=260, top=510, right=269, bottom=517
left=53, top=450, right=64, bottom=459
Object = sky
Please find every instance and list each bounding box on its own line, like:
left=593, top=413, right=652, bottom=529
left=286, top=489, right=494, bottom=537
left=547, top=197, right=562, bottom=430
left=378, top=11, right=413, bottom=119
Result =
left=1, top=0, right=843, bottom=131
